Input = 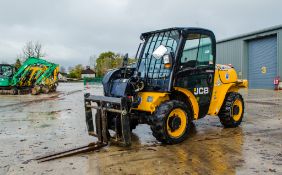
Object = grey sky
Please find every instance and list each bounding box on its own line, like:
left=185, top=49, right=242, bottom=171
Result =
left=0, top=0, right=281, bottom=68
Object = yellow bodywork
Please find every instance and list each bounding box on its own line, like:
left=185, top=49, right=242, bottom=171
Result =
left=134, top=92, right=169, bottom=114
left=42, top=66, right=59, bottom=87
left=19, top=66, right=44, bottom=86
left=18, top=65, right=59, bottom=90
left=174, top=87, right=199, bottom=119
left=133, top=64, right=248, bottom=118
left=208, top=64, right=248, bottom=116
left=134, top=88, right=200, bottom=119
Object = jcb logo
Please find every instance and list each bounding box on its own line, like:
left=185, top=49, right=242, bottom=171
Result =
left=194, top=87, right=209, bottom=95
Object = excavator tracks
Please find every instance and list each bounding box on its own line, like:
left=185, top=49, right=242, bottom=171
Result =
left=0, top=88, right=31, bottom=95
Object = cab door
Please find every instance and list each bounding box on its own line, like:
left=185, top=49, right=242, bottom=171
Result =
left=174, top=32, right=216, bottom=118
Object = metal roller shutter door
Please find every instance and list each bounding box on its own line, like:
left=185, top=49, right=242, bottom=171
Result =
left=248, top=36, right=277, bottom=89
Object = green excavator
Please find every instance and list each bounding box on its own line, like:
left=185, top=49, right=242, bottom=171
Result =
left=0, top=57, right=59, bottom=95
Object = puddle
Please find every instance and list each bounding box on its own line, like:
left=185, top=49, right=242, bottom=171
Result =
left=0, top=84, right=282, bottom=174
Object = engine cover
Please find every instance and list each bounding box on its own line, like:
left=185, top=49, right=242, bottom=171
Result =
left=102, top=69, right=121, bottom=96
left=110, top=79, right=133, bottom=97
left=216, top=64, right=238, bottom=83
left=102, top=68, right=136, bottom=97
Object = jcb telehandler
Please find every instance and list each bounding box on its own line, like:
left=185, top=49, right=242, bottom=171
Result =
left=84, top=27, right=248, bottom=146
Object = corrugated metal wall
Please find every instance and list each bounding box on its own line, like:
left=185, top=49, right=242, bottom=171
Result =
left=216, top=40, right=243, bottom=78
left=216, top=28, right=282, bottom=83
left=248, top=36, right=277, bottom=89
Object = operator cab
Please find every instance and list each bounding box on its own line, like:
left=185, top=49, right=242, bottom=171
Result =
left=136, top=28, right=216, bottom=93
left=136, top=28, right=216, bottom=117
left=85, top=27, right=247, bottom=146
left=0, top=64, right=14, bottom=78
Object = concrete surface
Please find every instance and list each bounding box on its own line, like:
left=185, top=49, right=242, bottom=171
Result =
left=0, top=83, right=281, bottom=175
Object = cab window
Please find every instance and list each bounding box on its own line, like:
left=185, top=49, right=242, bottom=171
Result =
left=181, top=34, right=213, bottom=68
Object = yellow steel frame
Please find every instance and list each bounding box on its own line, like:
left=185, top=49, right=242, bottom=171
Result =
left=208, top=68, right=248, bottom=116
left=132, top=66, right=248, bottom=119
left=133, top=92, right=169, bottom=114
left=174, top=87, right=199, bottom=120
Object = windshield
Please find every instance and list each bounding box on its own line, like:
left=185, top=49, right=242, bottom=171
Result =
left=0, top=65, right=13, bottom=77
left=137, top=30, right=180, bottom=91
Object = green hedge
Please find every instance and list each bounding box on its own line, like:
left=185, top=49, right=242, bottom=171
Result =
left=83, top=77, right=103, bottom=85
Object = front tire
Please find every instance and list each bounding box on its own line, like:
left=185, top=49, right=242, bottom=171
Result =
left=150, top=100, right=192, bottom=144
left=219, top=92, right=244, bottom=128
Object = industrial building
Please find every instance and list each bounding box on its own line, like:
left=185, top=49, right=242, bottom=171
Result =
left=216, top=25, right=282, bottom=89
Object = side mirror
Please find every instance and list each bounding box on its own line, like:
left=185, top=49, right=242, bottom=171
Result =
left=152, top=45, right=168, bottom=59
left=163, top=53, right=174, bottom=69
left=122, top=53, right=129, bottom=67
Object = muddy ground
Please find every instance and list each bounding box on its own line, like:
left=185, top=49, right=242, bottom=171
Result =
left=0, top=83, right=281, bottom=175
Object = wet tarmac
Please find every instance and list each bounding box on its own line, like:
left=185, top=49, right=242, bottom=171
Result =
left=0, top=83, right=281, bottom=175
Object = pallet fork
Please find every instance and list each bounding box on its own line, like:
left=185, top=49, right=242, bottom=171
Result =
left=84, top=93, right=132, bottom=146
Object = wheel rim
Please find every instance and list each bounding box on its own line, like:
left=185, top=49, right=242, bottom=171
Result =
left=166, top=108, right=187, bottom=138
left=232, top=99, right=243, bottom=121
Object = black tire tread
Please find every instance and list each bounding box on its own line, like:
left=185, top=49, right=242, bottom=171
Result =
left=218, top=92, right=244, bottom=128
left=150, top=100, right=192, bottom=144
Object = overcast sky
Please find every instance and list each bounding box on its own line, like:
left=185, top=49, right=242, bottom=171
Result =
left=0, top=0, right=281, bottom=68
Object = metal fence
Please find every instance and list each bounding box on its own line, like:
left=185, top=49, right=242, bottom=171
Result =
left=83, top=77, right=103, bottom=85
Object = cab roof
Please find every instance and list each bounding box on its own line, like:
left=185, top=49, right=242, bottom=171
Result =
left=140, top=27, right=214, bottom=39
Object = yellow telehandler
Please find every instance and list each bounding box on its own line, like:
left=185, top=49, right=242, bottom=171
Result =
left=84, top=27, right=248, bottom=146
left=35, top=27, right=249, bottom=163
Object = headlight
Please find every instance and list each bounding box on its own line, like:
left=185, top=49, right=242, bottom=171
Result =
left=147, top=96, right=153, bottom=102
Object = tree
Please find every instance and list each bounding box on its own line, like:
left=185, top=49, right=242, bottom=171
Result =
left=23, top=41, right=34, bottom=60
left=34, top=41, right=46, bottom=58
left=22, top=41, right=46, bottom=60
left=95, top=51, right=124, bottom=77
left=67, top=64, right=84, bottom=79
left=14, top=59, right=22, bottom=70
left=95, top=51, right=136, bottom=77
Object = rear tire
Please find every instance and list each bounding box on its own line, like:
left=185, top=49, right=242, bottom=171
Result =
left=150, top=100, right=192, bottom=144
left=219, top=92, right=244, bottom=128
